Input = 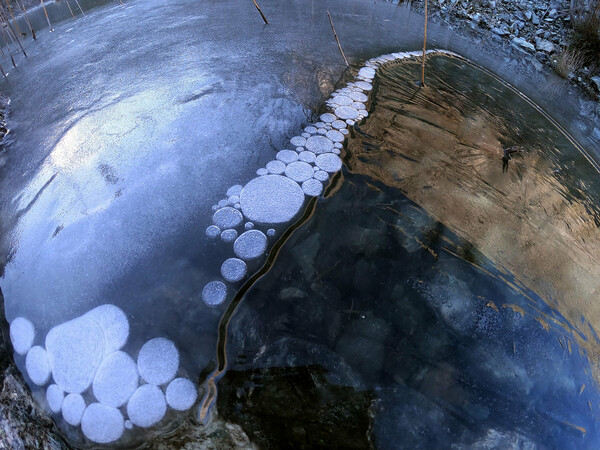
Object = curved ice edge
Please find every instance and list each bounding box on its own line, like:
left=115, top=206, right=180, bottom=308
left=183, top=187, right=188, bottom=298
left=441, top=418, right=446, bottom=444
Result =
left=7, top=49, right=458, bottom=446
left=202, top=49, right=458, bottom=305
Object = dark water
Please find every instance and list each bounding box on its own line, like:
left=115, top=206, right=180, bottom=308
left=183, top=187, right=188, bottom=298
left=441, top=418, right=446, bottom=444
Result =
left=219, top=56, right=600, bottom=449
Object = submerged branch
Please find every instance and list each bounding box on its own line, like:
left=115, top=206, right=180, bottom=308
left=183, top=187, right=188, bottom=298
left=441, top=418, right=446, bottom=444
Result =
left=251, top=0, right=268, bottom=25
left=327, top=10, right=349, bottom=68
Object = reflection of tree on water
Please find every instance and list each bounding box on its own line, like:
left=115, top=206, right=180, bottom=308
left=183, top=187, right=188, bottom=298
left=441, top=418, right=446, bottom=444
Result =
left=501, top=146, right=522, bottom=172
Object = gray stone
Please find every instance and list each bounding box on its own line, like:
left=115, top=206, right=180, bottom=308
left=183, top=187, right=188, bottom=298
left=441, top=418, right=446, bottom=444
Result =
left=535, top=38, right=555, bottom=52
left=512, top=37, right=535, bottom=51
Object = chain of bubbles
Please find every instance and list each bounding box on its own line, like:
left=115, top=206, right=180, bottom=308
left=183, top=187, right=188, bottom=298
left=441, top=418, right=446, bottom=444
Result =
left=7, top=49, right=453, bottom=445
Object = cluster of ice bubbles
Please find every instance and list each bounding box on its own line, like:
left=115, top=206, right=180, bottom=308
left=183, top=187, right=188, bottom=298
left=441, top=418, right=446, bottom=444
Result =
left=200, top=50, right=445, bottom=307
left=9, top=305, right=197, bottom=444
left=8, top=50, right=451, bottom=445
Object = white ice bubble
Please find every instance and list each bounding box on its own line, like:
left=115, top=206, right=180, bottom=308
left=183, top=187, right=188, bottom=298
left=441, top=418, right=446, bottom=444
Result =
left=333, top=148, right=341, bottom=155
left=10, top=317, right=35, bottom=355
left=302, top=132, right=311, bottom=138
left=332, top=120, right=347, bottom=130
left=212, top=207, right=243, bottom=229
left=276, top=150, right=299, bottom=164
left=137, top=338, right=179, bottom=386
left=315, top=122, right=326, bottom=128
left=202, top=281, right=227, bottom=307
left=126, top=385, right=167, bottom=428
left=331, top=95, right=353, bottom=106
left=304, top=126, right=317, bottom=134
left=285, top=161, right=314, bottom=183
left=206, top=225, right=220, bottom=239
left=267, top=229, right=276, bottom=237
left=349, top=91, right=368, bottom=103
left=314, top=170, right=330, bottom=182
left=359, top=110, right=369, bottom=117
left=124, top=420, right=133, bottom=430
left=82, top=305, right=129, bottom=357
left=166, top=378, right=198, bottom=411
left=326, top=130, right=345, bottom=143
left=226, top=185, right=243, bottom=197
left=93, top=351, right=138, bottom=408
left=335, top=106, right=359, bottom=120
left=298, top=151, right=316, bottom=163
left=346, top=119, right=355, bottom=126
left=240, top=175, right=305, bottom=224
left=227, top=195, right=239, bottom=205
left=340, top=129, right=349, bottom=135
left=218, top=199, right=228, bottom=208
left=320, top=113, right=336, bottom=123
left=221, top=258, right=247, bottom=283
left=317, top=129, right=327, bottom=135
left=355, top=81, right=372, bottom=90
left=245, top=222, right=254, bottom=230
left=305, top=136, right=334, bottom=154
left=316, top=154, right=343, bottom=173
left=220, top=229, right=238, bottom=243
left=256, top=168, right=268, bottom=176
left=26, top=346, right=51, bottom=386
left=266, top=160, right=286, bottom=175
left=295, top=147, right=304, bottom=152
left=358, top=67, right=376, bottom=79
left=352, top=102, right=366, bottom=110
left=302, top=179, right=323, bottom=197
left=212, top=205, right=219, bottom=212
left=81, top=403, right=124, bottom=444
left=233, top=230, right=268, bottom=260
left=62, top=394, right=86, bottom=426
left=46, top=384, right=64, bottom=413
left=290, top=136, right=306, bottom=147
